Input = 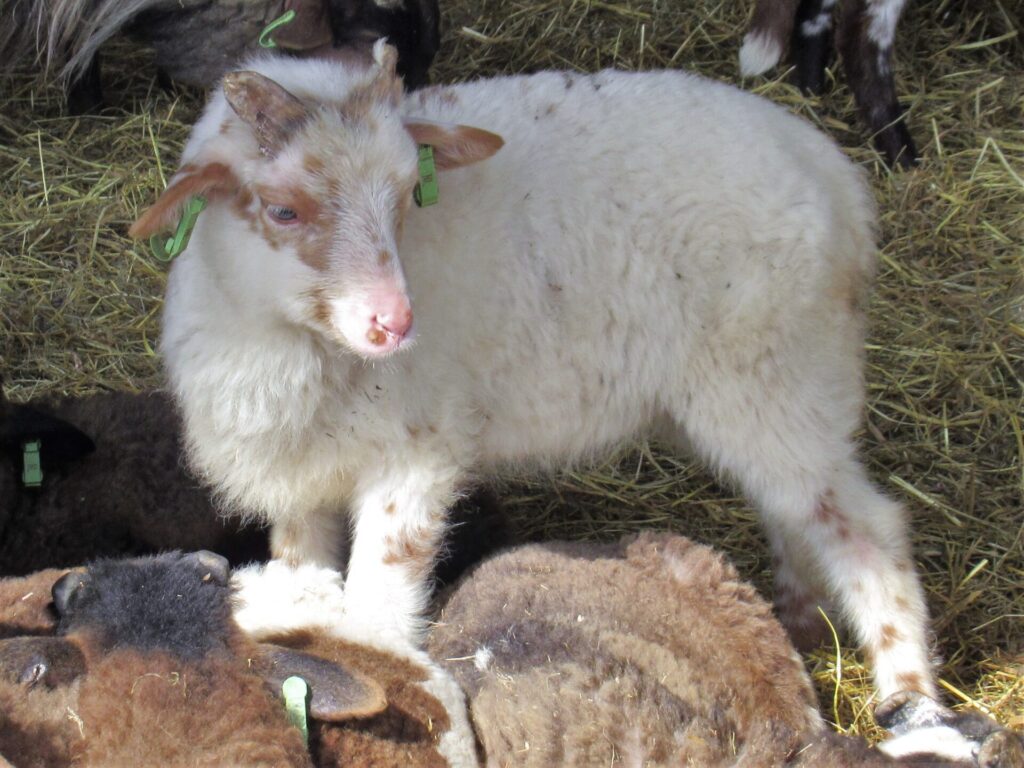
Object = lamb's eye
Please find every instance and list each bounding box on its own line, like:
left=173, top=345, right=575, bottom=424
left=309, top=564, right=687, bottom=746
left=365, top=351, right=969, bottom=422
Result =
left=267, top=204, right=298, bottom=224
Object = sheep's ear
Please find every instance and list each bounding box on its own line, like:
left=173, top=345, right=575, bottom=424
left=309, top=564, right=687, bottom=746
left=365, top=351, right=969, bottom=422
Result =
left=0, top=637, right=86, bottom=688
left=180, top=550, right=231, bottom=586
left=259, top=645, right=387, bottom=722
left=222, top=71, right=310, bottom=157
left=129, top=162, right=236, bottom=239
left=269, top=0, right=332, bottom=51
left=404, top=120, right=504, bottom=171
left=51, top=570, right=92, bottom=618
left=0, top=402, right=96, bottom=466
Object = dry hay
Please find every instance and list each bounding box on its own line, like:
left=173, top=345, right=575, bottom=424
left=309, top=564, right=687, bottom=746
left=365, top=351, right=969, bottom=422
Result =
left=1, top=0, right=1021, bottom=743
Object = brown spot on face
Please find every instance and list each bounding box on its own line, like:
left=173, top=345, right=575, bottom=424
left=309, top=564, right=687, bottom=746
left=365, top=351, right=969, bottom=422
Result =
left=406, top=425, right=420, bottom=438
left=219, top=120, right=232, bottom=135
left=894, top=595, right=911, bottom=611
left=894, top=672, right=928, bottom=694
left=877, top=623, right=903, bottom=650
left=367, top=328, right=386, bottom=346
left=384, top=502, right=396, bottom=515
left=303, top=153, right=325, bottom=175
left=378, top=249, right=391, bottom=266
left=310, top=288, right=332, bottom=329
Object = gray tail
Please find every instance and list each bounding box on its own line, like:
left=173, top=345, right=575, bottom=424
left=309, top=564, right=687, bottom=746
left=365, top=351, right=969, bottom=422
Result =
left=0, top=0, right=164, bottom=84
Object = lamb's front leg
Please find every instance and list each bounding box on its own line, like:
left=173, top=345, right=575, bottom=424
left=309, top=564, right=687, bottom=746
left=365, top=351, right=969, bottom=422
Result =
left=342, top=468, right=459, bottom=649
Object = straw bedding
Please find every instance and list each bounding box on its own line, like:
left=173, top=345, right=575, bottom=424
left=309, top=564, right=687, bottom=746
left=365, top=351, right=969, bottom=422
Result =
left=0, top=0, right=1021, bottom=741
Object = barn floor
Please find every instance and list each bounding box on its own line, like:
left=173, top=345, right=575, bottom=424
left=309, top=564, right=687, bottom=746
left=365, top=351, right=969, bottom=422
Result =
left=1, top=0, right=1021, bottom=741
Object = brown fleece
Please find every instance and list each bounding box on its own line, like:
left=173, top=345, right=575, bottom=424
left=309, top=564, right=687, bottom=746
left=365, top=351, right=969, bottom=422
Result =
left=266, top=631, right=450, bottom=768
left=429, top=532, right=821, bottom=767
left=0, top=569, right=64, bottom=636
left=0, top=679, right=83, bottom=767
left=73, top=652, right=310, bottom=767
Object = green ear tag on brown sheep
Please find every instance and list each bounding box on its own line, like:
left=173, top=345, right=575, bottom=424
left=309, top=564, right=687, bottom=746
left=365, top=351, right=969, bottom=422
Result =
left=282, top=676, right=310, bottom=744
left=21, top=440, right=42, bottom=487
left=258, top=10, right=296, bottom=48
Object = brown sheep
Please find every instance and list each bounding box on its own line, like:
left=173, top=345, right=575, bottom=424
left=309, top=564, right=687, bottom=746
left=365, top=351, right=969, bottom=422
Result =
left=428, top=532, right=1024, bottom=767
left=0, top=551, right=478, bottom=767
left=0, top=386, right=269, bottom=576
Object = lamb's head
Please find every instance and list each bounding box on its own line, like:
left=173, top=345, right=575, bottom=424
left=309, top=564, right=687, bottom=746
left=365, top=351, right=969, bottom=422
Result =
left=131, top=42, right=503, bottom=359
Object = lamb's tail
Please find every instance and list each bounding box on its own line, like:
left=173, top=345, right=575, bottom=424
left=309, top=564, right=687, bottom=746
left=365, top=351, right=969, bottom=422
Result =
left=738, top=0, right=798, bottom=77
left=0, top=0, right=164, bottom=83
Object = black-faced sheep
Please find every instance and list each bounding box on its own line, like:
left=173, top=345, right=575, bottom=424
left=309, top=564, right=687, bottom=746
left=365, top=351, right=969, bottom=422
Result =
left=133, top=42, right=934, bottom=702
left=0, top=551, right=478, bottom=767
left=0, top=385, right=269, bottom=576
left=0, top=0, right=439, bottom=111
left=740, top=0, right=917, bottom=168
left=428, top=532, right=1024, bottom=767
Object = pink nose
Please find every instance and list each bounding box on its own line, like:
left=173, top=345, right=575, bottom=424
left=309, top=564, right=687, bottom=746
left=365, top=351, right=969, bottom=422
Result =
left=373, top=302, right=413, bottom=339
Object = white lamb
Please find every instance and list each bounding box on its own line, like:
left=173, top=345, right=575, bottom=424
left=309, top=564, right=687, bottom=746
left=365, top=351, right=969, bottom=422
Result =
left=132, top=42, right=934, bottom=701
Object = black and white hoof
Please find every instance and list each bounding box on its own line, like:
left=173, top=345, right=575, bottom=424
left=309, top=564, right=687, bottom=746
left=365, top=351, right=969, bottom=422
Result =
left=876, top=691, right=1024, bottom=767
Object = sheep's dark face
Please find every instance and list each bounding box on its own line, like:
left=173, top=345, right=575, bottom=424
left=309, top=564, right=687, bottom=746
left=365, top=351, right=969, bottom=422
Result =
left=51, top=551, right=233, bottom=660
left=131, top=43, right=502, bottom=360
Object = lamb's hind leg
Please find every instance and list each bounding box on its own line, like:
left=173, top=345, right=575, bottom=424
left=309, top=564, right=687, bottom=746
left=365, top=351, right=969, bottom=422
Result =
left=670, top=387, right=935, bottom=699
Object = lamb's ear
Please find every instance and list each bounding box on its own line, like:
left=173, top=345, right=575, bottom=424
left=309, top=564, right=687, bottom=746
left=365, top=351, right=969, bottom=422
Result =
left=222, top=71, right=310, bottom=157
left=0, top=637, right=86, bottom=688
left=404, top=120, right=504, bottom=171
left=269, top=0, right=332, bottom=51
left=258, top=645, right=387, bottom=722
left=129, top=162, right=236, bottom=239
left=0, top=402, right=95, bottom=466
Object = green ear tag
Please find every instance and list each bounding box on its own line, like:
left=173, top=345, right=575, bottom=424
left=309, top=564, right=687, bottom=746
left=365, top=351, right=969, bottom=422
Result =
left=259, top=9, right=297, bottom=48
left=22, top=440, right=42, bottom=488
left=413, top=144, right=438, bottom=207
left=282, top=676, right=310, bottom=745
left=149, top=195, right=207, bottom=263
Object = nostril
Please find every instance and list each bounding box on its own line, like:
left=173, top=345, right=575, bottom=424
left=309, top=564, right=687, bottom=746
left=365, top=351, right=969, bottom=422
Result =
left=375, top=309, right=413, bottom=337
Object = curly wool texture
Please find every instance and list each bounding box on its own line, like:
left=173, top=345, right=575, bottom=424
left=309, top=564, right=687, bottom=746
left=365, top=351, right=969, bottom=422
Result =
left=430, top=533, right=820, bottom=766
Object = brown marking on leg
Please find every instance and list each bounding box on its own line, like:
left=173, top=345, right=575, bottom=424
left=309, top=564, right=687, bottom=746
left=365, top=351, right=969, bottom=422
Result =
left=894, top=595, right=911, bottom=611
left=878, top=623, right=903, bottom=650
left=894, top=672, right=928, bottom=694
left=383, top=526, right=439, bottom=580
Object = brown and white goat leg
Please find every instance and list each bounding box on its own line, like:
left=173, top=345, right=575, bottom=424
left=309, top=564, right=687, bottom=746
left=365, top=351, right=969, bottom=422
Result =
left=837, top=0, right=918, bottom=167
left=792, top=0, right=837, bottom=94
